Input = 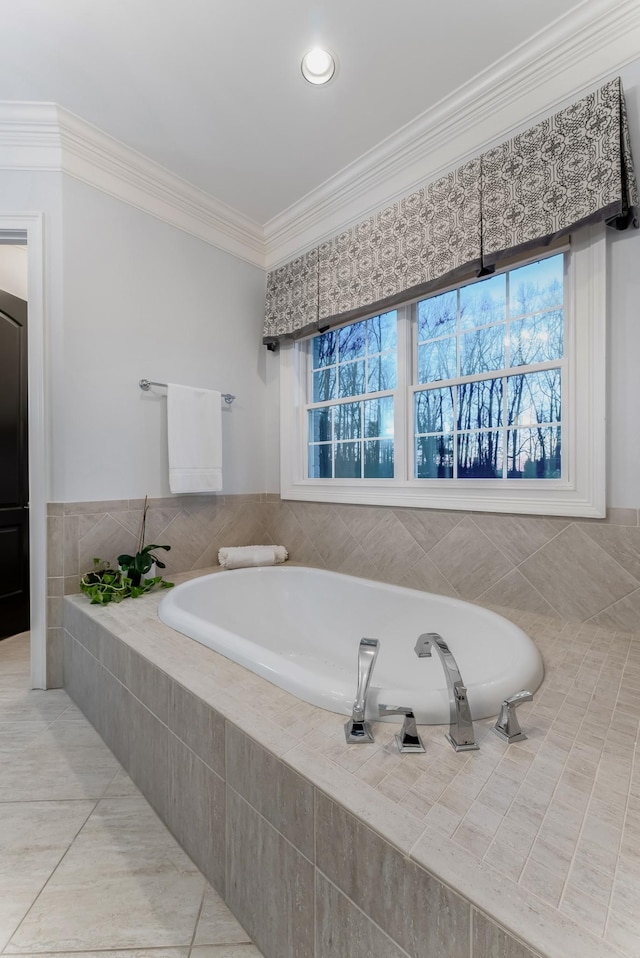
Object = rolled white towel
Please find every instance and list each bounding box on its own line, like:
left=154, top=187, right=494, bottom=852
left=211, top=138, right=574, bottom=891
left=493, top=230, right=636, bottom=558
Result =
left=218, top=545, right=288, bottom=570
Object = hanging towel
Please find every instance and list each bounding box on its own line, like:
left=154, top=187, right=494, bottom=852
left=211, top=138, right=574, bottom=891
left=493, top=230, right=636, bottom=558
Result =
left=167, top=383, right=223, bottom=493
left=218, top=545, right=288, bottom=569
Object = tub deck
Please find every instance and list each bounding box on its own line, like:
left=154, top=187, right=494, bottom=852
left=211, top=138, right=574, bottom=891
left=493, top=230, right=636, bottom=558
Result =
left=64, top=566, right=640, bottom=958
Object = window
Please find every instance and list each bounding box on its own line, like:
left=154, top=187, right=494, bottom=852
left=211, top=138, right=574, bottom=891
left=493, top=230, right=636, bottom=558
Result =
left=413, top=255, right=563, bottom=481
left=308, top=312, right=397, bottom=479
left=280, top=225, right=606, bottom=517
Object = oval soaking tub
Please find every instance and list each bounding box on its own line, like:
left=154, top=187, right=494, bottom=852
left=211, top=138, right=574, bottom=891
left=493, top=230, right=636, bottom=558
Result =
left=158, top=566, right=544, bottom=725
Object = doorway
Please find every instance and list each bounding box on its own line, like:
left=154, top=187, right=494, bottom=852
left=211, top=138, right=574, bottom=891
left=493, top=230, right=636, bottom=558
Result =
left=0, top=218, right=45, bottom=687
left=0, top=289, right=29, bottom=639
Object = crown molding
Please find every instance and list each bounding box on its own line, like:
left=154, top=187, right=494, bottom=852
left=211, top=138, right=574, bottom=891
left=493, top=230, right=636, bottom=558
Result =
left=0, top=101, right=266, bottom=269
left=264, top=0, right=640, bottom=268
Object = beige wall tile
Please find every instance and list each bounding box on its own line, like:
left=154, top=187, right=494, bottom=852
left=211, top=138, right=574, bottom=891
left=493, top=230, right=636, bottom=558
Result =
left=360, top=511, right=426, bottom=580
left=398, top=554, right=459, bottom=597
left=519, top=525, right=640, bottom=621
left=226, top=789, right=314, bottom=958
left=471, top=910, right=541, bottom=958
left=169, top=683, right=225, bottom=778
left=588, top=589, right=640, bottom=634
left=473, top=515, right=569, bottom=566
left=128, top=695, right=169, bottom=822
left=47, top=516, right=64, bottom=577
left=333, top=503, right=387, bottom=540
left=315, top=874, right=410, bottom=958
left=315, top=792, right=470, bottom=958
left=77, top=514, right=138, bottom=575
left=428, top=517, right=513, bottom=600
left=336, top=544, right=381, bottom=580
left=394, top=508, right=465, bottom=553
left=167, top=733, right=226, bottom=895
left=475, top=569, right=558, bottom=617
left=225, top=725, right=313, bottom=860
left=579, top=523, right=640, bottom=582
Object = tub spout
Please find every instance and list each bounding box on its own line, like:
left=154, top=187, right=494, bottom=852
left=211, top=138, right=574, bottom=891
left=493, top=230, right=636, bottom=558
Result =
left=415, top=633, right=479, bottom=752
left=344, top=637, right=379, bottom=744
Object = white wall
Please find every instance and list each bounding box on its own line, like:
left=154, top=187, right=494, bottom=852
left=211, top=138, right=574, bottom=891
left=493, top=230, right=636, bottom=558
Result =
left=59, top=176, right=267, bottom=501
left=0, top=245, right=27, bottom=299
left=607, top=59, right=640, bottom=508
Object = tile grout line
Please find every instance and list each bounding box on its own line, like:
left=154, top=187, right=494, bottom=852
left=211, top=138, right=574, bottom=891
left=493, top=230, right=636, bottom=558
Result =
left=186, top=884, right=208, bottom=958
left=0, top=796, right=100, bottom=953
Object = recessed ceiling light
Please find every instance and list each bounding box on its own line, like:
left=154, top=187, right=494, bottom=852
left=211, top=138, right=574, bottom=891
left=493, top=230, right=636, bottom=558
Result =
left=301, top=48, right=336, bottom=85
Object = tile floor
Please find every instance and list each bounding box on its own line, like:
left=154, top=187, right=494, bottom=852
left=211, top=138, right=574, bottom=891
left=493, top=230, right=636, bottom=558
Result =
left=0, top=631, right=263, bottom=958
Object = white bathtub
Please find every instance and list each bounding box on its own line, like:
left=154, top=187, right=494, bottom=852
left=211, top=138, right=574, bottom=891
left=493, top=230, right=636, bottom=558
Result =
left=158, top=566, right=544, bottom=725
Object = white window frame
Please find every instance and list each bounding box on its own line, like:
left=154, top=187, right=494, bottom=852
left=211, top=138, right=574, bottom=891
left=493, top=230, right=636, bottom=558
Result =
left=279, top=224, right=606, bottom=518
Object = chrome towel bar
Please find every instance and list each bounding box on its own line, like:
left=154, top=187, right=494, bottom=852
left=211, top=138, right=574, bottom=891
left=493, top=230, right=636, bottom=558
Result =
left=139, top=379, right=235, bottom=405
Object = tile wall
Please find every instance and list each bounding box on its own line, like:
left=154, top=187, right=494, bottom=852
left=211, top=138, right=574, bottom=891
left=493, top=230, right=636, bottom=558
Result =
left=47, top=495, right=640, bottom=685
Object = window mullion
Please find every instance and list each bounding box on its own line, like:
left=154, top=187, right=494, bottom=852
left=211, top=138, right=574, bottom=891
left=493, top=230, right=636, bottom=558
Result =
left=395, top=303, right=410, bottom=482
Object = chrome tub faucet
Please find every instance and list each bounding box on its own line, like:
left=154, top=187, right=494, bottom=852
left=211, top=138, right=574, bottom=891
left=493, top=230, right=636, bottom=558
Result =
left=344, top=637, right=380, bottom=744
left=415, top=632, right=479, bottom=752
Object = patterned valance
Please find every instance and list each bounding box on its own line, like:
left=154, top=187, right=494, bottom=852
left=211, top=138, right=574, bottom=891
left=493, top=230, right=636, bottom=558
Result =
left=317, top=160, right=482, bottom=326
left=263, top=77, right=637, bottom=347
left=481, top=77, right=638, bottom=266
left=262, top=248, right=318, bottom=349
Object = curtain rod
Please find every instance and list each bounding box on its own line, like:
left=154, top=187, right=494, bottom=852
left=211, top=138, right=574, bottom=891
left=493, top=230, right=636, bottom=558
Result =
left=139, top=379, right=235, bottom=405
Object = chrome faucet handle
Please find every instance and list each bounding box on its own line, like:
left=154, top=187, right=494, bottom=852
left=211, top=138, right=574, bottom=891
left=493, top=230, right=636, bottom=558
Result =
left=344, top=638, right=380, bottom=744
left=492, top=690, right=533, bottom=743
left=379, top=705, right=426, bottom=753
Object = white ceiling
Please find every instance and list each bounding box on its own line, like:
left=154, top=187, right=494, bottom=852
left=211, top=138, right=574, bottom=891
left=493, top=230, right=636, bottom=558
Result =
left=0, top=0, right=598, bottom=226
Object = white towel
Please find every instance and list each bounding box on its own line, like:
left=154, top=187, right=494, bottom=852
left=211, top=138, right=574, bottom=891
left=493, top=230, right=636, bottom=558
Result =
left=167, top=383, right=223, bottom=493
left=218, top=545, right=288, bottom=569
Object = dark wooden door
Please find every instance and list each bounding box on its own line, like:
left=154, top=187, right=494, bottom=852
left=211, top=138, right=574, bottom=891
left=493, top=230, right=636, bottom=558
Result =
left=0, top=290, right=29, bottom=639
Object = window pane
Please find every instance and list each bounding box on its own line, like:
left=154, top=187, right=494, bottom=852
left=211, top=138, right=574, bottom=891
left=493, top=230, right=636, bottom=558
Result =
left=308, top=408, right=331, bottom=442
left=334, top=402, right=361, bottom=440
left=364, top=440, right=394, bottom=478
left=506, top=427, right=561, bottom=478
left=367, top=311, right=397, bottom=352
left=458, top=431, right=503, bottom=478
left=415, top=434, right=454, bottom=478
left=364, top=396, right=394, bottom=438
left=312, top=331, right=337, bottom=369
left=417, top=290, right=457, bottom=341
left=507, top=369, right=561, bottom=426
left=313, top=367, right=336, bottom=403
left=510, top=311, right=563, bottom=366
left=338, top=322, right=366, bottom=361
left=415, top=387, right=455, bottom=435
left=367, top=352, right=397, bottom=392
left=309, top=444, right=333, bottom=478
left=417, top=336, right=457, bottom=384
left=510, top=254, right=564, bottom=317
left=338, top=359, right=365, bottom=398
left=460, top=273, right=506, bottom=330
left=458, top=378, right=503, bottom=432
left=460, top=324, right=506, bottom=376
left=335, top=442, right=361, bottom=478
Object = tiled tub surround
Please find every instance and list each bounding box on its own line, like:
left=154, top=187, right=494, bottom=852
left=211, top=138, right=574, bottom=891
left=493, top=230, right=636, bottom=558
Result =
left=63, top=579, right=640, bottom=958
left=49, top=496, right=640, bottom=685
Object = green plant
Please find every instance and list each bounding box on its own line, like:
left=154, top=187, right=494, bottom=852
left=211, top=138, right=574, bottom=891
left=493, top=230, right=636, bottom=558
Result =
left=79, top=497, right=174, bottom=603
left=117, top=494, right=173, bottom=587
left=80, top=558, right=174, bottom=604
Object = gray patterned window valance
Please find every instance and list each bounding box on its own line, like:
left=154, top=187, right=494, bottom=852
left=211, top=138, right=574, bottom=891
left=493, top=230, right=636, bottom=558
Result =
left=263, top=77, right=638, bottom=348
